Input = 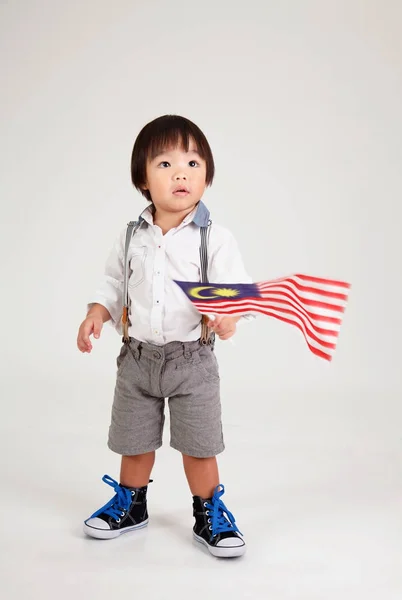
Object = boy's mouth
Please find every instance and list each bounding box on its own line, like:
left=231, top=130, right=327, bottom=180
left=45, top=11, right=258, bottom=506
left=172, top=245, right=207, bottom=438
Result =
left=173, top=186, right=189, bottom=196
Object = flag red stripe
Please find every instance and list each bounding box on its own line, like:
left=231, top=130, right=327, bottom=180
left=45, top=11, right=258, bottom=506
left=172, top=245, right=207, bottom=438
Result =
left=194, top=293, right=343, bottom=320
left=294, top=273, right=351, bottom=288
left=308, top=344, right=333, bottom=361
left=262, top=273, right=351, bottom=289
left=258, top=285, right=346, bottom=312
left=195, top=298, right=341, bottom=334
left=258, top=304, right=339, bottom=337
left=259, top=296, right=342, bottom=324
left=194, top=302, right=338, bottom=349
left=196, top=289, right=345, bottom=313
left=268, top=310, right=335, bottom=359
left=218, top=305, right=334, bottom=359
left=249, top=293, right=342, bottom=324
left=258, top=280, right=348, bottom=302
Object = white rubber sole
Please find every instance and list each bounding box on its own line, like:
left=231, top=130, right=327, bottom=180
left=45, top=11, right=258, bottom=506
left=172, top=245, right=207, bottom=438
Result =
left=193, top=532, right=246, bottom=558
left=83, top=518, right=149, bottom=539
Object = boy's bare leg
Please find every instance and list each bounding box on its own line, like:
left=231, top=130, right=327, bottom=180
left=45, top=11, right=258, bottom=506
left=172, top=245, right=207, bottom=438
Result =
left=182, top=454, right=220, bottom=498
left=120, top=451, right=155, bottom=487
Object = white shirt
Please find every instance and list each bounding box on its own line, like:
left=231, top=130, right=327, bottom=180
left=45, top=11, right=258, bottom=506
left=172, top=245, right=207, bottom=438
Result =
left=89, top=201, right=254, bottom=345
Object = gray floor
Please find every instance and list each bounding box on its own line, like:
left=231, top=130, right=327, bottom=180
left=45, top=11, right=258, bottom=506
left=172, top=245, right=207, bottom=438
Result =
left=2, top=374, right=400, bottom=599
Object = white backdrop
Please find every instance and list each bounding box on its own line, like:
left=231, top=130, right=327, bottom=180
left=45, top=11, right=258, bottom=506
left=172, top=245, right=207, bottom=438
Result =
left=1, top=1, right=401, bottom=598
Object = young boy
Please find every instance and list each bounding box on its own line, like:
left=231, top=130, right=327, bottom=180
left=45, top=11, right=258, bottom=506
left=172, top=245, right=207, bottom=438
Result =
left=77, top=115, right=253, bottom=558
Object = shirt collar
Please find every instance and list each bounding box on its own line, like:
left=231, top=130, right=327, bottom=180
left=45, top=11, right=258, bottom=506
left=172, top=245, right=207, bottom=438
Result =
left=191, top=200, right=210, bottom=227
left=138, top=200, right=210, bottom=228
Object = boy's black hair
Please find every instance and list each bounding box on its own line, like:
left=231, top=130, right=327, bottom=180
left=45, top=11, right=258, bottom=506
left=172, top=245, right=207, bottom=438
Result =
left=131, top=115, right=215, bottom=202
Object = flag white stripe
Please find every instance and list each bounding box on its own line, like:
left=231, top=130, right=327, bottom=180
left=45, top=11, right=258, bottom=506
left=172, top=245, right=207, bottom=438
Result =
left=258, top=274, right=350, bottom=295
left=195, top=301, right=338, bottom=353
left=194, top=301, right=340, bottom=344
left=259, top=293, right=343, bottom=321
left=257, top=282, right=348, bottom=309
left=194, top=296, right=342, bottom=323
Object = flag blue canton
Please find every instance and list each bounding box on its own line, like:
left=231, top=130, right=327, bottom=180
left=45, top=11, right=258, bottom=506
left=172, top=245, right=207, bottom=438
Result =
left=174, top=281, right=261, bottom=301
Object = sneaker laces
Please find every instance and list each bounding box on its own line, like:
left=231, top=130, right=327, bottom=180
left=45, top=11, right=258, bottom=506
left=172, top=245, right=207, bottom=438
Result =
left=89, top=475, right=133, bottom=521
left=205, top=485, right=242, bottom=538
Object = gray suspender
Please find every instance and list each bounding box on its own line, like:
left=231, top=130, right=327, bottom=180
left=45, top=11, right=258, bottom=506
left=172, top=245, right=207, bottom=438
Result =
left=199, top=225, right=209, bottom=282
left=199, top=221, right=213, bottom=344
left=122, top=219, right=212, bottom=344
left=122, top=220, right=142, bottom=341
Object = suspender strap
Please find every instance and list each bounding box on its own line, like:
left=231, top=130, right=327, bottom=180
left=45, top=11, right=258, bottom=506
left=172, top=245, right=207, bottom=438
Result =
left=122, top=220, right=141, bottom=342
left=199, top=220, right=214, bottom=345
left=200, top=225, right=209, bottom=282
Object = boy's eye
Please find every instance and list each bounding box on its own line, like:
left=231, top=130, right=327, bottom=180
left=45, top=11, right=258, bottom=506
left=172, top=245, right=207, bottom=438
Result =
left=157, top=159, right=200, bottom=168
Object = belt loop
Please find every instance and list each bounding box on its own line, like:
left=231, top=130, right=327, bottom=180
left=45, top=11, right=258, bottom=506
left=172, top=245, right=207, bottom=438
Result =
left=183, top=343, right=191, bottom=359
left=131, top=339, right=141, bottom=360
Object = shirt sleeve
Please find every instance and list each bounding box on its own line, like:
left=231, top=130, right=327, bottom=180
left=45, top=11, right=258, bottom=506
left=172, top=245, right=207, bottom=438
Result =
left=87, top=228, right=125, bottom=329
left=207, top=224, right=256, bottom=323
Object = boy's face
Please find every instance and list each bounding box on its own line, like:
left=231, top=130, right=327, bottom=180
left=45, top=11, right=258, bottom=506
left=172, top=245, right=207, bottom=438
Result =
left=142, top=139, right=207, bottom=215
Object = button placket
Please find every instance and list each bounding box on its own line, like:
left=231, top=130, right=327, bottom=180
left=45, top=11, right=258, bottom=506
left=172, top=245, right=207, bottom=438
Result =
left=151, top=238, right=165, bottom=342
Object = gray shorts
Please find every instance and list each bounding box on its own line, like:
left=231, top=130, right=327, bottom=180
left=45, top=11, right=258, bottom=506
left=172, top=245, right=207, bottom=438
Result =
left=108, top=337, right=224, bottom=458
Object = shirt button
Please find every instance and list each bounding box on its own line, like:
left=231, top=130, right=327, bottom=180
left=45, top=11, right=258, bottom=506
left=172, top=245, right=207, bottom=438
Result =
left=153, top=351, right=161, bottom=359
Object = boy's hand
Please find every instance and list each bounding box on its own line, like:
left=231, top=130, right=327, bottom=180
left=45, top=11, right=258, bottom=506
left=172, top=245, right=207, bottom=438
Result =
left=207, top=315, right=239, bottom=341
left=77, top=316, right=104, bottom=353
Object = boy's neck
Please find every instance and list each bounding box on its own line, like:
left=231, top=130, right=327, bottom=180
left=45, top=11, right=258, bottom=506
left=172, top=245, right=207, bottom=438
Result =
left=153, top=205, right=197, bottom=235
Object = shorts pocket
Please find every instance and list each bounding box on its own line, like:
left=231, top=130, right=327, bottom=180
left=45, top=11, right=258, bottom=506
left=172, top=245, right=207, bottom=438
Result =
left=194, top=347, right=220, bottom=384
left=116, top=344, right=131, bottom=375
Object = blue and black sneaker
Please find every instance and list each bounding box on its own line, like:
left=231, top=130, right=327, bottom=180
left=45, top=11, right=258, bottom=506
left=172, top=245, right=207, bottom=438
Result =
left=83, top=475, right=151, bottom=539
left=192, top=485, right=246, bottom=557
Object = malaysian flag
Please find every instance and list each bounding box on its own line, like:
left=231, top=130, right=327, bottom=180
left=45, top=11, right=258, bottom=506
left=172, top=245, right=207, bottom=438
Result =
left=174, top=274, right=351, bottom=361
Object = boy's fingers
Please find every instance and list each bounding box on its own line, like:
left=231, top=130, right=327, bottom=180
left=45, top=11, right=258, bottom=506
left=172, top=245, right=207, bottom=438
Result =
left=77, top=319, right=99, bottom=353
left=214, top=323, right=229, bottom=334
left=77, top=339, right=90, bottom=352
left=78, top=324, right=93, bottom=348
left=219, top=327, right=236, bottom=339
left=208, top=317, right=223, bottom=329
left=93, top=321, right=102, bottom=339
left=82, top=330, right=91, bottom=344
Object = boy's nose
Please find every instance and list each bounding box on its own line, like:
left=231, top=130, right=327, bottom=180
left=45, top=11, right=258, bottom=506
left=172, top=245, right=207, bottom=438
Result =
left=174, top=172, right=187, bottom=180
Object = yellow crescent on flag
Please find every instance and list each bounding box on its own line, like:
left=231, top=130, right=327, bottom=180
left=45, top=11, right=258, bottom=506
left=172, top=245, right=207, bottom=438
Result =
left=188, top=286, right=241, bottom=299
left=189, top=286, right=218, bottom=299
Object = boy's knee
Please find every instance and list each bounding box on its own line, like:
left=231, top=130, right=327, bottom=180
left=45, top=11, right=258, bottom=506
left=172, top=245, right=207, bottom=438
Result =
left=182, top=453, right=218, bottom=461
